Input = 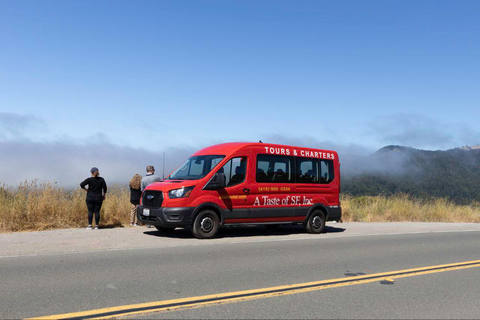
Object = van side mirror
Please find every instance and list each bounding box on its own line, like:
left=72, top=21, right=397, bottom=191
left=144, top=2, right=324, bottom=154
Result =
left=204, top=172, right=226, bottom=190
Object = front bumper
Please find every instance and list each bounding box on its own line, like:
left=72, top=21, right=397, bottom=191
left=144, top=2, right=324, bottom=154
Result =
left=137, top=205, right=195, bottom=227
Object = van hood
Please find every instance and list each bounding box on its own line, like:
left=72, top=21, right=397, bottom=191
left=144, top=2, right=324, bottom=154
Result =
left=145, top=180, right=199, bottom=192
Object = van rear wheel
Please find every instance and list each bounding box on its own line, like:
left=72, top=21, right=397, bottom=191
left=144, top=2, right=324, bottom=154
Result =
left=192, top=210, right=219, bottom=239
left=306, top=210, right=326, bottom=234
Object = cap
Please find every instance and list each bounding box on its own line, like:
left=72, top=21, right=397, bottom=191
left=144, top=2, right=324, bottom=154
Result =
left=90, top=167, right=99, bottom=173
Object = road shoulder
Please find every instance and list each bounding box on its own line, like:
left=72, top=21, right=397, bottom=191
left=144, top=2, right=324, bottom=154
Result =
left=2, top=222, right=480, bottom=258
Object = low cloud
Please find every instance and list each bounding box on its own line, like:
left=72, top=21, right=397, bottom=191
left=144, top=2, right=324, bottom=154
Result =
left=0, top=134, right=403, bottom=188
left=0, top=112, right=198, bottom=187
left=367, top=114, right=480, bottom=150
left=0, top=140, right=195, bottom=188
left=2, top=112, right=476, bottom=187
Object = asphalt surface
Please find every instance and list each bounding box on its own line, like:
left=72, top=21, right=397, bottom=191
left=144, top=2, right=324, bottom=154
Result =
left=1, top=223, right=480, bottom=319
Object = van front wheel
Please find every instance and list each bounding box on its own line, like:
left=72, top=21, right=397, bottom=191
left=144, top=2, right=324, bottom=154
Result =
left=306, top=210, right=326, bottom=234
left=192, top=210, right=219, bottom=239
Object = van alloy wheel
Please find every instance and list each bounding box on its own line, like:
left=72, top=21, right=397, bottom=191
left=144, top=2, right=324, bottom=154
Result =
left=312, top=216, right=322, bottom=229
left=200, top=217, right=214, bottom=233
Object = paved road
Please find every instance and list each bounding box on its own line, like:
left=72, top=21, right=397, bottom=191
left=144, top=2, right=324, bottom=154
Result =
left=2, top=223, right=480, bottom=319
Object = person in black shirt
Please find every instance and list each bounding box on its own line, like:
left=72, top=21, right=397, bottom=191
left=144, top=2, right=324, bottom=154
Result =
left=80, top=167, right=107, bottom=230
left=129, top=174, right=142, bottom=226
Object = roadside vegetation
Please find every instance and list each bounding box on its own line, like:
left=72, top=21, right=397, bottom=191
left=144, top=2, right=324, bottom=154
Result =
left=1, top=181, right=480, bottom=233
left=342, top=194, right=480, bottom=223
left=0, top=180, right=130, bottom=232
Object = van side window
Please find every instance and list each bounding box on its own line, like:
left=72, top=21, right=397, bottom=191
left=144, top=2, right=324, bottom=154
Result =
left=296, top=157, right=318, bottom=183
left=220, top=157, right=247, bottom=187
left=295, top=158, right=334, bottom=184
left=319, top=159, right=334, bottom=184
left=256, top=154, right=294, bottom=183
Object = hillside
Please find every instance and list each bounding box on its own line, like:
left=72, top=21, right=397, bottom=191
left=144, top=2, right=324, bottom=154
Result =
left=342, top=145, right=480, bottom=203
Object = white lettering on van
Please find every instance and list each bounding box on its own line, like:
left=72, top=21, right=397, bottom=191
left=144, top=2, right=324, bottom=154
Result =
left=253, top=195, right=314, bottom=207
left=291, top=196, right=301, bottom=205
left=303, top=196, right=313, bottom=205
left=268, top=197, right=280, bottom=205
left=262, top=146, right=334, bottom=160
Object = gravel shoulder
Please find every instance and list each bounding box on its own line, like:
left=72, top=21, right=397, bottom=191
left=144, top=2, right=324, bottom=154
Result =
left=2, top=222, right=480, bottom=258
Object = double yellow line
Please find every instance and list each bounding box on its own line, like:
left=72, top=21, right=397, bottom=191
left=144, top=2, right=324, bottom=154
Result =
left=31, top=259, right=480, bottom=319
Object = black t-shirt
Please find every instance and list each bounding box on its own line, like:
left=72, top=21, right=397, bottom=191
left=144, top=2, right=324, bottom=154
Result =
left=130, top=187, right=142, bottom=205
left=80, top=177, right=107, bottom=199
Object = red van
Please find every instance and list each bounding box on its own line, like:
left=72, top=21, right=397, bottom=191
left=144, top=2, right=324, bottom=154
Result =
left=137, top=142, right=341, bottom=239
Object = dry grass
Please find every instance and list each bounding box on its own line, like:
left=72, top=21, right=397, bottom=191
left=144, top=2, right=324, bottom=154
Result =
left=0, top=180, right=130, bottom=233
left=341, top=194, right=480, bottom=223
left=1, top=181, right=479, bottom=233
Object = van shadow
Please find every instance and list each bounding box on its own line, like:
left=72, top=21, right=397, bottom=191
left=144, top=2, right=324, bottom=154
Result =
left=143, top=225, right=345, bottom=239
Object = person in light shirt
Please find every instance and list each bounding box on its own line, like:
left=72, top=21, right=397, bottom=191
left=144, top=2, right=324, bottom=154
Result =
left=141, top=165, right=162, bottom=191
left=141, top=165, right=162, bottom=227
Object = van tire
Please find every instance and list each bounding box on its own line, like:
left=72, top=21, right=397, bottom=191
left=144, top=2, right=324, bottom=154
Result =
left=305, top=210, right=326, bottom=234
left=155, top=226, right=175, bottom=233
left=192, top=210, right=219, bottom=239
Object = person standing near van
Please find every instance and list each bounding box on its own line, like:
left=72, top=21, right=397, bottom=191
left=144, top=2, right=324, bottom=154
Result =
left=141, top=165, right=162, bottom=191
left=80, top=167, right=107, bottom=230
left=129, top=174, right=142, bottom=226
left=141, top=165, right=162, bottom=228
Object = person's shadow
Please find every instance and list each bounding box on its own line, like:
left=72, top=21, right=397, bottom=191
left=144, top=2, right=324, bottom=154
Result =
left=100, top=223, right=124, bottom=229
left=143, top=224, right=345, bottom=239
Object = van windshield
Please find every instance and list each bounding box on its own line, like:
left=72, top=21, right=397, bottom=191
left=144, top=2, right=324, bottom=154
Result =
left=168, top=155, right=225, bottom=180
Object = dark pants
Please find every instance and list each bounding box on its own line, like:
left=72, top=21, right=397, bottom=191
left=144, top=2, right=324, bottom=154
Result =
left=86, top=198, right=103, bottom=225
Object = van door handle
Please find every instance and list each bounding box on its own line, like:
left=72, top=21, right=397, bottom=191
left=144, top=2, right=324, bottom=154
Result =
left=243, top=188, right=250, bottom=194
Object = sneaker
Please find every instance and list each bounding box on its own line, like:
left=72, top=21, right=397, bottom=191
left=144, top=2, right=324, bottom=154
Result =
left=134, top=223, right=138, bottom=227
left=94, top=226, right=99, bottom=230
left=130, top=223, right=134, bottom=226
left=147, top=224, right=152, bottom=228
left=86, top=225, right=92, bottom=230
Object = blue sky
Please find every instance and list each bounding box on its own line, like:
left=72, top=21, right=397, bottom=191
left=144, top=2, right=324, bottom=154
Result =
left=1, top=1, right=479, bottom=185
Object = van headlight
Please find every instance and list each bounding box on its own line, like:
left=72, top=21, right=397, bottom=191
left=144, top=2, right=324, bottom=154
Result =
left=168, top=186, right=195, bottom=199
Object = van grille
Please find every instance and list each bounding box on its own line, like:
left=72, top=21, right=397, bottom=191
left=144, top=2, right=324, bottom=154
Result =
left=142, top=191, right=163, bottom=208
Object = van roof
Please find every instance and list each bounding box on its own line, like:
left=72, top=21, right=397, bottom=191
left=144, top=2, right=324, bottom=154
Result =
left=193, top=142, right=338, bottom=157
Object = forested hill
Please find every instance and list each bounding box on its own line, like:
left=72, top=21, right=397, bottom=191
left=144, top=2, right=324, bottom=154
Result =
left=342, top=145, right=480, bottom=203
